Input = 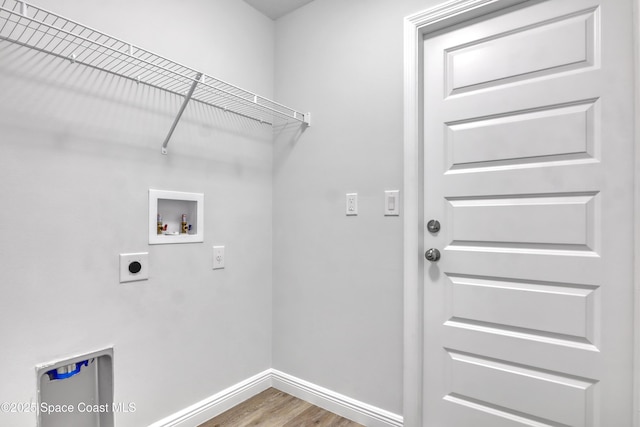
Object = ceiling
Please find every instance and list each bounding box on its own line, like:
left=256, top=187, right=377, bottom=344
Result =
left=243, top=0, right=315, bottom=20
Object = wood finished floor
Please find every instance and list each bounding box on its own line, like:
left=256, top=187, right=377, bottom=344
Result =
left=198, top=388, right=364, bottom=427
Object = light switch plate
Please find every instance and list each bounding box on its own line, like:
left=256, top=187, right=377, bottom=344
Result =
left=213, top=246, right=225, bottom=269
left=385, top=190, right=400, bottom=216
left=119, top=252, right=149, bottom=283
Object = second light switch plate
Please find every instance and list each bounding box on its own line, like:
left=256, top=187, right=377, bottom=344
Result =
left=385, top=190, right=400, bottom=216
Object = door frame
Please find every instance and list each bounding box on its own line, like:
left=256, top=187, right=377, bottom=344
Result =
left=402, top=0, right=640, bottom=425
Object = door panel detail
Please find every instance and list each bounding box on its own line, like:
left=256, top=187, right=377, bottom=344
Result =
left=445, top=350, right=597, bottom=427
left=445, top=100, right=598, bottom=171
left=445, top=274, right=599, bottom=345
left=445, top=193, right=599, bottom=252
left=445, top=8, right=599, bottom=95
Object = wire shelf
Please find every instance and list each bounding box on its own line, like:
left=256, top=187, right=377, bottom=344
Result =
left=0, top=0, right=310, bottom=152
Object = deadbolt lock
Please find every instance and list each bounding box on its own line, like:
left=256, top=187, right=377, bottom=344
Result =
left=427, top=219, right=441, bottom=233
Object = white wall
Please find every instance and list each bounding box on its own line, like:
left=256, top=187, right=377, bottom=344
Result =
left=272, top=0, right=440, bottom=415
left=0, top=1, right=275, bottom=426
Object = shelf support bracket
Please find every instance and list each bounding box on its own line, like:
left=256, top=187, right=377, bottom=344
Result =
left=161, top=72, right=203, bottom=155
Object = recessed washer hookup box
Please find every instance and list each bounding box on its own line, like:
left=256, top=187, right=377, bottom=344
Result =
left=37, top=348, right=113, bottom=427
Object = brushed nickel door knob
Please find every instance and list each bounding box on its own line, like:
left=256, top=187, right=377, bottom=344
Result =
left=425, top=248, right=441, bottom=262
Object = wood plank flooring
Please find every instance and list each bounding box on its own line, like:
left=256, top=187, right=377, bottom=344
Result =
left=198, top=388, right=364, bottom=427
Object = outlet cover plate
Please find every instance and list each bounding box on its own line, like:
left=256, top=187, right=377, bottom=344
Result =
left=346, top=193, right=358, bottom=216
left=213, top=246, right=225, bottom=270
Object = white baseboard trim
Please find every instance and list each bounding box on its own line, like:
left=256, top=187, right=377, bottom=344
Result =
left=148, top=369, right=403, bottom=427
left=147, top=369, right=272, bottom=427
left=270, top=369, right=403, bottom=427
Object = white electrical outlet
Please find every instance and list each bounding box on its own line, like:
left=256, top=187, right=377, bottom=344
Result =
left=213, top=246, right=225, bottom=269
left=119, top=252, right=149, bottom=283
left=346, top=193, right=358, bottom=216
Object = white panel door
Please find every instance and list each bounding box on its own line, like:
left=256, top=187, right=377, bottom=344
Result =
left=422, top=0, right=635, bottom=425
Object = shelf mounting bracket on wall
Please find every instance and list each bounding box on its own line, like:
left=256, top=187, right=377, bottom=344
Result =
left=0, top=0, right=311, bottom=154
left=161, top=72, right=202, bottom=155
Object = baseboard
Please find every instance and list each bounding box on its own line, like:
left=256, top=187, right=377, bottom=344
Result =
left=147, top=369, right=403, bottom=427
left=270, top=369, right=403, bottom=427
left=147, top=369, right=272, bottom=427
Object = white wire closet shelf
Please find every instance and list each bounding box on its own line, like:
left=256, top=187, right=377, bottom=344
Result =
left=0, top=0, right=310, bottom=154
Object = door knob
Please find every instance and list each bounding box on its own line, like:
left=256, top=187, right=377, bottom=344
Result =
left=425, top=248, right=441, bottom=262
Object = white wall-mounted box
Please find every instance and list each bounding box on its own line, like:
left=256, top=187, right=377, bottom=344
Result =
left=149, top=189, right=204, bottom=244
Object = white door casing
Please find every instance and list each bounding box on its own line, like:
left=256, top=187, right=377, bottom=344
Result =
left=403, top=0, right=638, bottom=426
